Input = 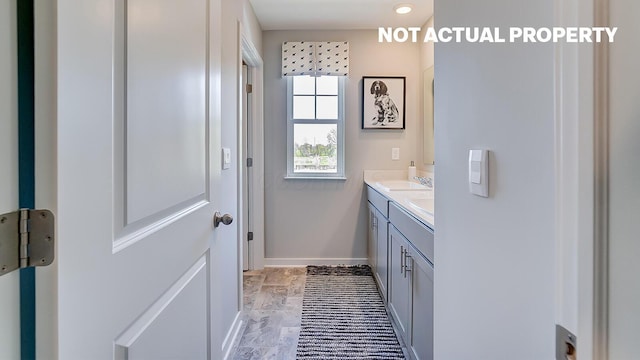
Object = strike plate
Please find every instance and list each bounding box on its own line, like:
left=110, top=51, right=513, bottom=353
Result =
left=556, top=324, right=577, bottom=360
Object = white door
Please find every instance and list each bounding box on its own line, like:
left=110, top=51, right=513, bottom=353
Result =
left=56, top=0, right=226, bottom=358
left=0, top=1, right=20, bottom=358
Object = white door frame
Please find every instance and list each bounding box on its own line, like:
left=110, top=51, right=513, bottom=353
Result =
left=241, top=62, right=250, bottom=271
left=554, top=0, right=609, bottom=358
left=592, top=0, right=610, bottom=357
left=238, top=28, right=264, bottom=270
left=0, top=2, right=20, bottom=357
left=33, top=0, right=57, bottom=357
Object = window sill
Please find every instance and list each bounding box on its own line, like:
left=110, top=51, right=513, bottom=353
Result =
left=284, top=176, right=347, bottom=181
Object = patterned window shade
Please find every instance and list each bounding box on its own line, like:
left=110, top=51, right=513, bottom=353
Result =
left=282, top=41, right=349, bottom=77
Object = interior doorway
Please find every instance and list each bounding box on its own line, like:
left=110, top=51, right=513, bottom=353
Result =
left=241, top=61, right=252, bottom=271
left=239, top=32, right=265, bottom=271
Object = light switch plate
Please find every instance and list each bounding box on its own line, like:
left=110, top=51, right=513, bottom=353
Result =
left=392, top=148, right=400, bottom=160
left=469, top=149, right=489, bottom=197
left=222, top=148, right=231, bottom=170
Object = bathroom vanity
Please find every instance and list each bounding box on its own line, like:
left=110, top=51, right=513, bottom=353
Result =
left=364, top=171, right=434, bottom=360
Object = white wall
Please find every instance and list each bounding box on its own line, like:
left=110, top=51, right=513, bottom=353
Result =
left=608, top=0, right=640, bottom=357
left=217, top=0, right=262, bottom=352
left=434, top=0, right=556, bottom=359
left=262, top=30, right=422, bottom=262
left=420, top=17, right=435, bottom=73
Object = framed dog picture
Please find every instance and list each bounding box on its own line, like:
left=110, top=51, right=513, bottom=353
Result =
left=362, top=76, right=406, bottom=129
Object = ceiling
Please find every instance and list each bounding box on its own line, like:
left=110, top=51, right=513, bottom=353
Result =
left=248, top=0, right=434, bottom=31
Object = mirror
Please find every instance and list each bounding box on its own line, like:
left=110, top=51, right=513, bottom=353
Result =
left=423, top=66, right=434, bottom=164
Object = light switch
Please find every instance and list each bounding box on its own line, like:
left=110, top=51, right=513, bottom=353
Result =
left=392, top=148, right=400, bottom=160
left=469, top=149, right=489, bottom=197
left=222, top=147, right=231, bottom=170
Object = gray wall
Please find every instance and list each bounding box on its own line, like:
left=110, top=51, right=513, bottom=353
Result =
left=434, top=0, right=556, bottom=358
left=263, top=30, right=422, bottom=261
left=609, top=0, right=640, bottom=357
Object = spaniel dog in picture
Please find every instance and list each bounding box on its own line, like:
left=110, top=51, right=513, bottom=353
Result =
left=370, top=80, right=399, bottom=126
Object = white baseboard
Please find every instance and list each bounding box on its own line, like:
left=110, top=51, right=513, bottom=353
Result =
left=264, top=258, right=369, bottom=267
left=222, top=311, right=243, bottom=360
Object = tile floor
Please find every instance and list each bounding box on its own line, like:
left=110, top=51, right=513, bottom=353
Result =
left=229, top=267, right=409, bottom=360
left=230, top=267, right=307, bottom=360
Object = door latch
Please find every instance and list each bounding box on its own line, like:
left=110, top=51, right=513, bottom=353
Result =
left=0, top=209, right=55, bottom=277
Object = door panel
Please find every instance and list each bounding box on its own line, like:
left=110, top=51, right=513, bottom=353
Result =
left=57, top=0, right=222, bottom=358
left=0, top=0, right=20, bottom=357
left=368, top=203, right=377, bottom=269
left=124, top=0, right=208, bottom=225
left=409, top=248, right=434, bottom=360
left=114, top=256, right=208, bottom=360
left=375, top=208, right=388, bottom=301
left=388, top=225, right=410, bottom=337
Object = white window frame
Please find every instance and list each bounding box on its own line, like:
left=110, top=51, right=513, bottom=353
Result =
left=286, top=76, right=346, bottom=179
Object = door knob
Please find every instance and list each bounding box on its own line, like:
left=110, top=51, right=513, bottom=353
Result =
left=213, top=212, right=233, bottom=228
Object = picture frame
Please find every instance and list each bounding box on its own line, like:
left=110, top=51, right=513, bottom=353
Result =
left=362, top=76, right=406, bottom=129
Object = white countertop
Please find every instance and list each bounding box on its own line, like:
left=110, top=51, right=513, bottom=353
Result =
left=364, top=170, right=435, bottom=229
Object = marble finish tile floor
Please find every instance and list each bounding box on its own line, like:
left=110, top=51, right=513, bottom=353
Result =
left=229, top=267, right=409, bottom=360
left=230, top=267, right=306, bottom=360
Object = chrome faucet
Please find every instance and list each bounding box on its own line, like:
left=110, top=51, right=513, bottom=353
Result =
left=414, top=176, right=434, bottom=189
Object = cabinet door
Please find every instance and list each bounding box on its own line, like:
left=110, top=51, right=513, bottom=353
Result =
left=407, top=246, right=434, bottom=360
left=367, top=202, right=377, bottom=270
left=388, top=225, right=411, bottom=338
left=375, top=208, right=388, bottom=301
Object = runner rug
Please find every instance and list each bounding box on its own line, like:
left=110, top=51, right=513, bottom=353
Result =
left=296, top=265, right=405, bottom=359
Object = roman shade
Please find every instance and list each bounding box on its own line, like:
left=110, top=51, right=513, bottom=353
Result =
left=282, top=41, right=349, bottom=77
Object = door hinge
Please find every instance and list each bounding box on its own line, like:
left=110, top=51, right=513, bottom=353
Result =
left=247, top=232, right=254, bottom=241
left=247, top=158, right=253, bottom=167
left=0, top=209, right=55, bottom=277
left=246, top=84, right=253, bottom=94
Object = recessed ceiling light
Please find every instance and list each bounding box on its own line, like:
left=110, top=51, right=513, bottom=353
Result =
left=394, top=4, right=413, bottom=14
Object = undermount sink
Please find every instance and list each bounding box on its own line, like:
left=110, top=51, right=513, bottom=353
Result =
left=375, top=180, right=428, bottom=191
left=409, top=198, right=434, bottom=216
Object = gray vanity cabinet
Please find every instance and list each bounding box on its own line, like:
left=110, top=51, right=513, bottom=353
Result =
left=367, top=186, right=389, bottom=301
left=389, top=202, right=434, bottom=360
left=406, top=242, right=434, bottom=360
left=366, top=185, right=434, bottom=360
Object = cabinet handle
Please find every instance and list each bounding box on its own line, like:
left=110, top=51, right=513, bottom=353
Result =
left=400, top=245, right=404, bottom=274
left=403, top=251, right=412, bottom=278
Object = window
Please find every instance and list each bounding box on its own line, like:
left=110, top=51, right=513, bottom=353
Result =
left=287, top=75, right=345, bottom=179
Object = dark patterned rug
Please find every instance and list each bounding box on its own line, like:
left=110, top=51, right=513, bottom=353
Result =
left=306, top=264, right=373, bottom=276
left=296, top=265, right=405, bottom=359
